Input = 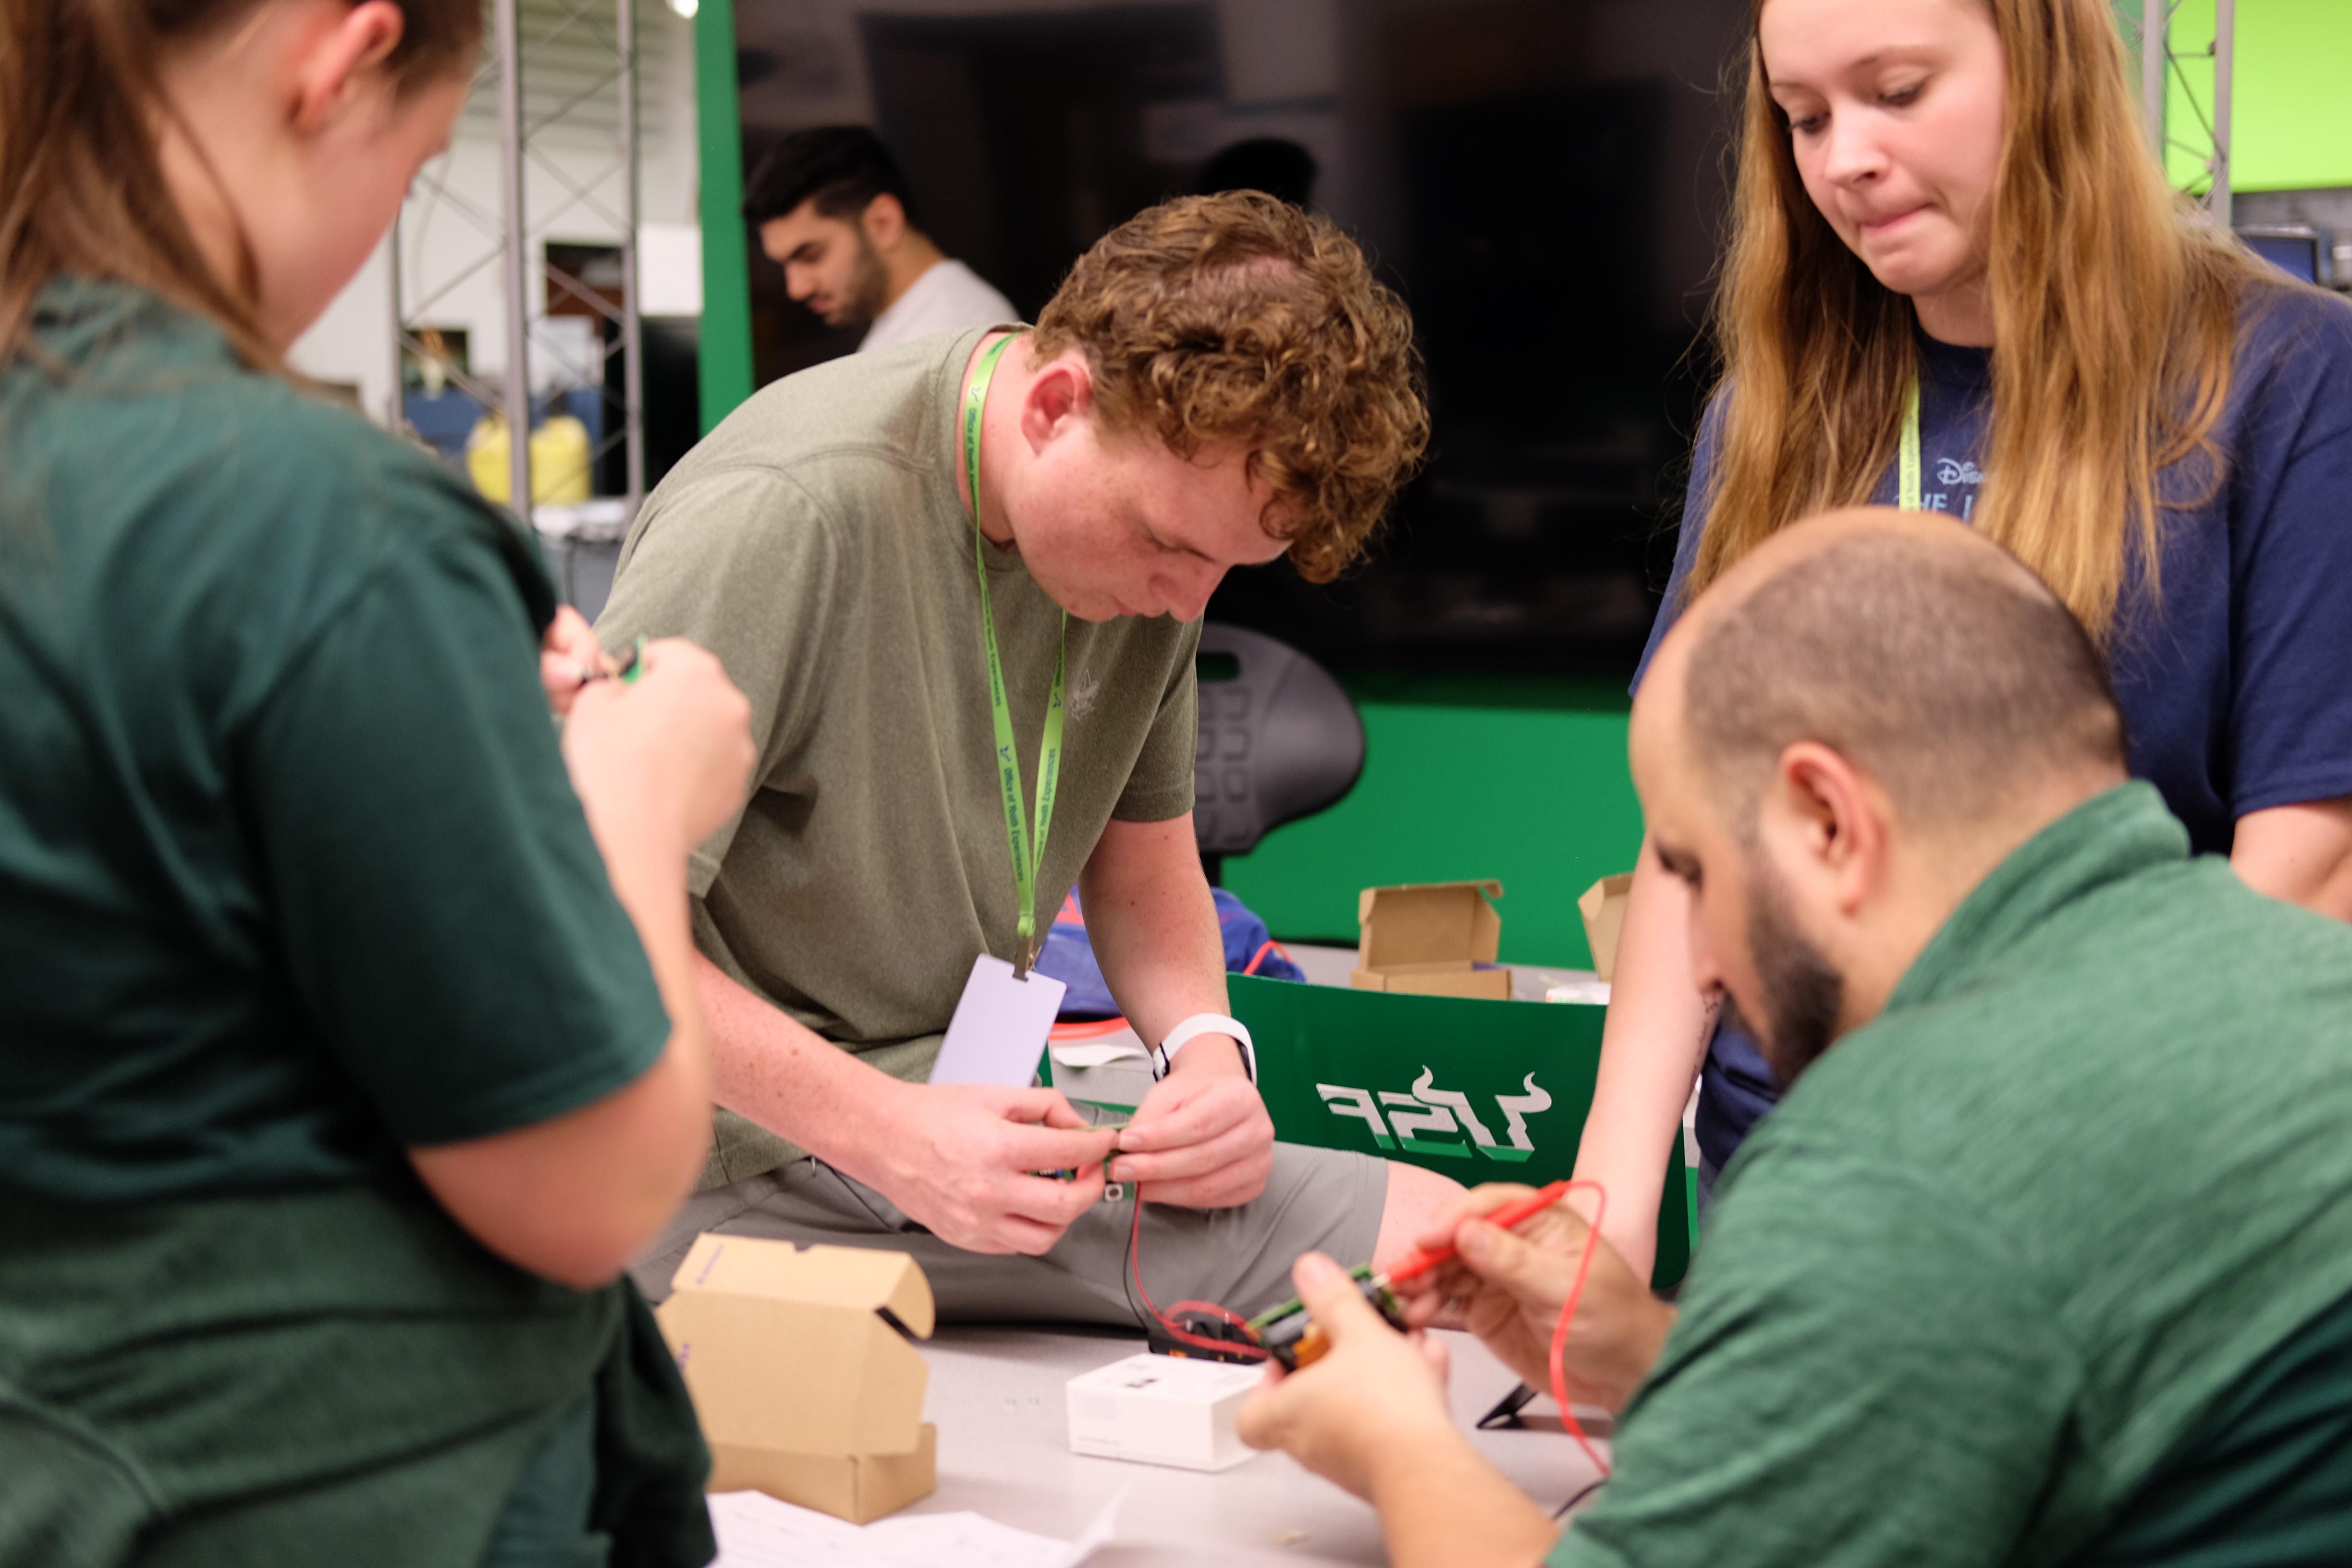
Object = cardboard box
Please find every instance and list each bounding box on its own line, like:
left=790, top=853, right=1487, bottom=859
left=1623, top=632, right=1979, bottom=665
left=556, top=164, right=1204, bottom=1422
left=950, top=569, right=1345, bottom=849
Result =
left=656, top=1234, right=938, bottom=1523
left=1349, top=879, right=1512, bottom=1000
left=1577, top=872, right=1635, bottom=982
left=1066, top=1351, right=1263, bottom=1471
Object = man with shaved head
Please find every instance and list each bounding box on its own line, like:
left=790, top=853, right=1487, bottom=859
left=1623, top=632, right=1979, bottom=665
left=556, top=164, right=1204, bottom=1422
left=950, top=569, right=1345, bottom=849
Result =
left=1237, top=509, right=2352, bottom=1568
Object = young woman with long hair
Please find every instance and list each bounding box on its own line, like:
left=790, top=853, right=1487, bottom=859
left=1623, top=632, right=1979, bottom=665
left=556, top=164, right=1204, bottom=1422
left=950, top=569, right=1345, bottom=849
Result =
left=0, top=0, right=752, bottom=1560
left=1578, top=0, right=2352, bottom=1278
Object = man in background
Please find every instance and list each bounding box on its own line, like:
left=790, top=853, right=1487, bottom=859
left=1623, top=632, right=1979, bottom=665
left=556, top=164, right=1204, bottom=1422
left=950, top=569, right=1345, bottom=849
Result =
left=745, top=125, right=1016, bottom=353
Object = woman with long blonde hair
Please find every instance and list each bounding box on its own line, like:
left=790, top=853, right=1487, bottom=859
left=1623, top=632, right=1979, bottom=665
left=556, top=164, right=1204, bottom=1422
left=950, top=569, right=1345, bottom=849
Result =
left=1579, top=0, right=2352, bottom=1278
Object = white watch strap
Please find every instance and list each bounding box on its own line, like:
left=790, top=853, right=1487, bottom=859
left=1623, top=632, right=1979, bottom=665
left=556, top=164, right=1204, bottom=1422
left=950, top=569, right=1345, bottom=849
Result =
left=1152, top=1013, right=1256, bottom=1083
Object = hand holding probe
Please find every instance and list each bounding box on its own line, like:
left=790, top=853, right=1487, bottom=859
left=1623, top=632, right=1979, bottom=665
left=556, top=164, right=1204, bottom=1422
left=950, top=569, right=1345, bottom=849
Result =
left=1251, top=1179, right=1576, bottom=1369
left=1375, top=1179, right=1575, bottom=1289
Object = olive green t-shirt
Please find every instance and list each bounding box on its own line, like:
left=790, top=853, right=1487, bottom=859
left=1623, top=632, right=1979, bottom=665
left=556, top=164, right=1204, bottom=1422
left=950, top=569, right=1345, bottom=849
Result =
left=598, top=330, right=1199, bottom=1184
left=0, top=281, right=672, bottom=1202
left=1553, top=784, right=2352, bottom=1567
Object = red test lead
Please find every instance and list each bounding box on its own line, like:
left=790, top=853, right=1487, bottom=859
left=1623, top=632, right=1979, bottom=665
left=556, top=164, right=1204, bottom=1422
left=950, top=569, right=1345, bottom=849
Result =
left=1384, top=1178, right=1614, bottom=1483
left=1376, top=1178, right=1575, bottom=1288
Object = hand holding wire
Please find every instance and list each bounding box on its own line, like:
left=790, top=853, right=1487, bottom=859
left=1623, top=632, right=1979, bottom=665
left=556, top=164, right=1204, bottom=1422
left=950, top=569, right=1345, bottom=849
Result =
left=539, top=606, right=612, bottom=715
left=1109, top=1070, right=1273, bottom=1207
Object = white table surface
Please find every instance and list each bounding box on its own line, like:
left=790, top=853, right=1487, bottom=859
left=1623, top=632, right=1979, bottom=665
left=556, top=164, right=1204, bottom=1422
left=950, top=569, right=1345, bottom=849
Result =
left=900, top=1322, right=1608, bottom=1566
left=761, top=943, right=1618, bottom=1562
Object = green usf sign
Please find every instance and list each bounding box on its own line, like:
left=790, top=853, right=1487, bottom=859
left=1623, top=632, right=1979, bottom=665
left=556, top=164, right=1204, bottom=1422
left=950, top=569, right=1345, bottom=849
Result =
left=1229, top=974, right=1690, bottom=1289
left=1314, top=1068, right=1554, bottom=1162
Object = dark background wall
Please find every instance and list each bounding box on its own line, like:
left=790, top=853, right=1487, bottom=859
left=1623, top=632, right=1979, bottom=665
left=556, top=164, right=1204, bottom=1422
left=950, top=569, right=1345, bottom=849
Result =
left=733, top=0, right=1752, bottom=680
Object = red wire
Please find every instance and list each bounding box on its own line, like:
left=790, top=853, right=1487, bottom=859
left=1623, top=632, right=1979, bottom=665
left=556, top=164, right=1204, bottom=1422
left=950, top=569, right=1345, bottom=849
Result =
left=1047, top=1015, right=1132, bottom=1041
left=1127, top=1165, right=1616, bottom=1488
left=1127, top=1194, right=1269, bottom=1360
left=1547, top=1180, right=1612, bottom=1481
left=1241, top=939, right=1290, bottom=978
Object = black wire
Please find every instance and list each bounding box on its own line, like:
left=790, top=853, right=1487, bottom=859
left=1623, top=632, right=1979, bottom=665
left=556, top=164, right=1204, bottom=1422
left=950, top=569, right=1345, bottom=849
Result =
left=1553, top=1477, right=1606, bottom=1520
left=1120, top=1188, right=1153, bottom=1335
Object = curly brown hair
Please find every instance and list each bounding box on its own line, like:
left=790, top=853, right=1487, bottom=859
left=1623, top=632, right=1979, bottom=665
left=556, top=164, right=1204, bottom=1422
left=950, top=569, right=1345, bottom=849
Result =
left=1031, top=191, right=1429, bottom=583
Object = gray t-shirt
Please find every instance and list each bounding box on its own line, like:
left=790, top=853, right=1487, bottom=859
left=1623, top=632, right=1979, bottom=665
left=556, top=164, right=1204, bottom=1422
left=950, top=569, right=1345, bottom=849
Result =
left=599, top=329, right=1200, bottom=1185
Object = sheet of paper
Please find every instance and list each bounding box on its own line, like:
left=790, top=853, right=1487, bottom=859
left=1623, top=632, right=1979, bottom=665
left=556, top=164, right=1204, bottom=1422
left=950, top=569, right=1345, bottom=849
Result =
left=710, top=1489, right=1124, bottom=1568
left=930, top=954, right=1067, bottom=1087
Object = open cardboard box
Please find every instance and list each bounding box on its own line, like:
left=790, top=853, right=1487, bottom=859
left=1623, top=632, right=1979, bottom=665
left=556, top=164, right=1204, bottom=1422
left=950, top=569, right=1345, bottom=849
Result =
left=1578, top=872, right=1635, bottom=982
left=655, top=1234, right=938, bottom=1523
left=1349, top=879, right=1512, bottom=1000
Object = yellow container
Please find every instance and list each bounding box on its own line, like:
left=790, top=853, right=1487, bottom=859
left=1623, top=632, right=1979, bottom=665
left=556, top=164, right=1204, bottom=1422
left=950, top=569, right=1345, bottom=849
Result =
left=466, top=411, right=594, bottom=505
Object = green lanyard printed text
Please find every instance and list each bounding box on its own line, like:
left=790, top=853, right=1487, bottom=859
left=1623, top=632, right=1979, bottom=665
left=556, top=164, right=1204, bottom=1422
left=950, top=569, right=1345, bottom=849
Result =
left=963, top=330, right=1068, bottom=975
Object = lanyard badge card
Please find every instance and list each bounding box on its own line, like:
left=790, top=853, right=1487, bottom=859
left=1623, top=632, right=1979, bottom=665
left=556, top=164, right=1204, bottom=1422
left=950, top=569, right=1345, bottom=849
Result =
left=931, top=330, right=1071, bottom=1090
left=931, top=955, right=1067, bottom=1086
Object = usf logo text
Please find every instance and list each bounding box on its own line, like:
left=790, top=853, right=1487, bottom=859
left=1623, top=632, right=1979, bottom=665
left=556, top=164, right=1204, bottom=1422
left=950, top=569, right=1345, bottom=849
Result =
left=1316, top=1067, right=1552, bottom=1161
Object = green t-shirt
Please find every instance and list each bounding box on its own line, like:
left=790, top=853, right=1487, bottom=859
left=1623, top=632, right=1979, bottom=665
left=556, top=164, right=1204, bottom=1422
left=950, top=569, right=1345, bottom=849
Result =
left=598, top=329, right=1199, bottom=1185
left=0, top=281, right=672, bottom=1200
left=1555, top=784, right=2352, bottom=1568
left=0, top=282, right=707, bottom=1566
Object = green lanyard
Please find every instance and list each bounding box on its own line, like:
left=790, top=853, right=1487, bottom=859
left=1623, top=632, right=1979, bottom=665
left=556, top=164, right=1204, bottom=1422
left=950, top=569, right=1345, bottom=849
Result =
left=963, top=330, right=1067, bottom=975
left=1898, top=375, right=1923, bottom=512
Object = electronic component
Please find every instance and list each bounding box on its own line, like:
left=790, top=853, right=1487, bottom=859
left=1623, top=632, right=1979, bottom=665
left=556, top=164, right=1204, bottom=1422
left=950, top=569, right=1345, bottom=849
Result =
left=1146, top=1308, right=1263, bottom=1364
left=1238, top=1181, right=1574, bottom=1370
left=1247, top=1266, right=1408, bottom=1371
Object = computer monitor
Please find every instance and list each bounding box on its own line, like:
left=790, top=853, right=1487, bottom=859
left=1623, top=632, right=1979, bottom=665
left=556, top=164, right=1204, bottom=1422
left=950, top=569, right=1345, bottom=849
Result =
left=2236, top=226, right=2324, bottom=284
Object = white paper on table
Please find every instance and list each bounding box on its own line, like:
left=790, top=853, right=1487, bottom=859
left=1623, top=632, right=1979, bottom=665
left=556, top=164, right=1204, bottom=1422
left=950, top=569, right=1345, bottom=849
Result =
left=709, top=1488, right=1124, bottom=1568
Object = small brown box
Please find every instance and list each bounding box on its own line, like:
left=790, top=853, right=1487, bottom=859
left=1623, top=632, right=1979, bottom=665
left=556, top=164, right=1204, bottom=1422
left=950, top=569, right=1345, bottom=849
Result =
left=1577, top=873, right=1635, bottom=983
left=1350, top=879, right=1512, bottom=1000
left=656, top=1234, right=938, bottom=1524
left=705, top=1426, right=938, bottom=1526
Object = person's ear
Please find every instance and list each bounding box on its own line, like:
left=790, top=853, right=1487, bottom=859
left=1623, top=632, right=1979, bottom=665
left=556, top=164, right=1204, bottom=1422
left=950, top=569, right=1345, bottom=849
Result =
left=291, top=0, right=406, bottom=135
left=862, top=193, right=908, bottom=253
left=1018, top=349, right=1094, bottom=454
left=1767, top=741, right=1888, bottom=919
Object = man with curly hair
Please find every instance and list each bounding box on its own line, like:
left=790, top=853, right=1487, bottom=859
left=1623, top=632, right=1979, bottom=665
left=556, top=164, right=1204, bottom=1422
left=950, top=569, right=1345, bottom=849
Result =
left=600, top=193, right=1449, bottom=1319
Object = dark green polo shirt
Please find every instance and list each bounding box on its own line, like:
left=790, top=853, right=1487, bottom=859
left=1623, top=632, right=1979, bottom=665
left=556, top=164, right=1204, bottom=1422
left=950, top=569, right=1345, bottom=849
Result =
left=1556, top=784, right=2352, bottom=1567
left=0, top=280, right=669, bottom=1200
left=0, top=282, right=706, bottom=1567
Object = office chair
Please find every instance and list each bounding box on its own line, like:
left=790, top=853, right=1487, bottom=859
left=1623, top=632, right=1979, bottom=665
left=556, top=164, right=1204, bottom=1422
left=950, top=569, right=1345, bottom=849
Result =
left=1192, top=623, right=1366, bottom=884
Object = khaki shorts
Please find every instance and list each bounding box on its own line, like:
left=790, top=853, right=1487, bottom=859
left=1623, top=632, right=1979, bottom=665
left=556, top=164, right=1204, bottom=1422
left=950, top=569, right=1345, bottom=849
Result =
left=630, top=1142, right=1388, bottom=1326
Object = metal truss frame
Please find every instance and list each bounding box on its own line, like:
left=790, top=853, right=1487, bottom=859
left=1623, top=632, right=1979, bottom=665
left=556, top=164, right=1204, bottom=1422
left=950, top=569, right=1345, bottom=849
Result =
left=2134, top=0, right=2235, bottom=220
left=389, top=0, right=645, bottom=527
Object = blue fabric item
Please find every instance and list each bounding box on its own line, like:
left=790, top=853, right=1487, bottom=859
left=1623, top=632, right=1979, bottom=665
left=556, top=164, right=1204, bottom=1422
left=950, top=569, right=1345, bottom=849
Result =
left=1636, top=287, right=2352, bottom=1171
left=1034, top=888, right=1306, bottom=1020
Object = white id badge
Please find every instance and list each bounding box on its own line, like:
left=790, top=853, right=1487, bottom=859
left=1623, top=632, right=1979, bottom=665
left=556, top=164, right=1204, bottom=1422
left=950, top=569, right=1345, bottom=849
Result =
left=928, top=955, right=1067, bottom=1087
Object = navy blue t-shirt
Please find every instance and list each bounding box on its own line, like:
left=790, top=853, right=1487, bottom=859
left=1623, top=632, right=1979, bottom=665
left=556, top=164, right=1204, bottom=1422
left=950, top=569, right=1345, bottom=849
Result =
left=1637, top=286, right=2352, bottom=1172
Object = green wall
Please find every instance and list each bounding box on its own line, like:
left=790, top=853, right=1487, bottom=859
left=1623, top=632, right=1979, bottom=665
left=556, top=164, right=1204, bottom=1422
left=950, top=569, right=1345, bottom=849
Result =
left=2157, top=0, right=2352, bottom=192
left=694, top=0, right=754, bottom=434
left=1221, top=677, right=1645, bottom=970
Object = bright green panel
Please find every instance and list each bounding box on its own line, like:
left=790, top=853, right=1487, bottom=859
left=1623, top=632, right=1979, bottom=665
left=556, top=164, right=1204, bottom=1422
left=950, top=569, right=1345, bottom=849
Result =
left=1222, top=682, right=1645, bottom=969
left=1229, top=975, right=1690, bottom=1288
left=2163, top=0, right=2352, bottom=193
left=2232, top=0, right=2352, bottom=191
left=694, top=0, right=755, bottom=433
